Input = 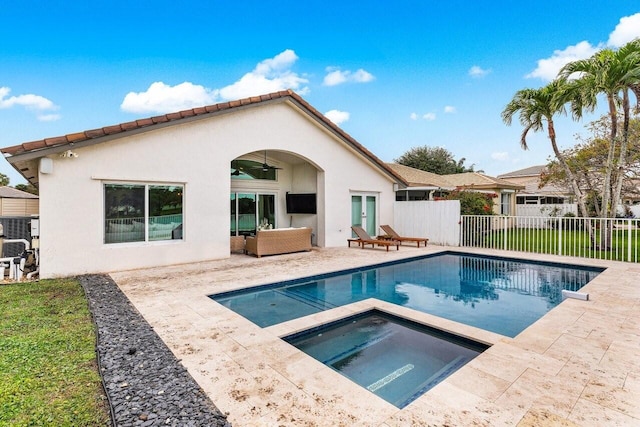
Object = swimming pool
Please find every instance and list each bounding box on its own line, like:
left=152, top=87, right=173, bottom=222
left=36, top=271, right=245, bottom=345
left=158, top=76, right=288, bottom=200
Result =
left=284, top=310, right=488, bottom=408
left=211, top=252, right=603, bottom=337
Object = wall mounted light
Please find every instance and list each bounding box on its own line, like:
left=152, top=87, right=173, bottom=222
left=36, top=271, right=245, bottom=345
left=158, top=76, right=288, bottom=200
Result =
left=40, top=157, right=53, bottom=174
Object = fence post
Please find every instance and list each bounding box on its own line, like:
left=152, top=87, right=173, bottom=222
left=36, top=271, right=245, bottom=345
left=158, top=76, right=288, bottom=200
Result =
left=558, top=215, right=563, bottom=256
left=628, top=219, right=632, bottom=262
left=503, top=216, right=507, bottom=251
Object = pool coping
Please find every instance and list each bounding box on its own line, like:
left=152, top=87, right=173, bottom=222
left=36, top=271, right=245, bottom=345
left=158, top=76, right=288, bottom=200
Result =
left=110, top=245, right=640, bottom=426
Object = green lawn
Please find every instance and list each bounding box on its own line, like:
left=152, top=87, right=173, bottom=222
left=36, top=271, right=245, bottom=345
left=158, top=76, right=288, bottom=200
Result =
left=481, top=227, right=640, bottom=262
left=0, top=279, right=110, bottom=426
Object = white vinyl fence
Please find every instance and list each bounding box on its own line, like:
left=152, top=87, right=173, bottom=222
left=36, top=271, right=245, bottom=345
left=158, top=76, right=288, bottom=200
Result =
left=394, top=200, right=460, bottom=246
left=460, top=215, right=640, bottom=263
left=515, top=204, right=578, bottom=218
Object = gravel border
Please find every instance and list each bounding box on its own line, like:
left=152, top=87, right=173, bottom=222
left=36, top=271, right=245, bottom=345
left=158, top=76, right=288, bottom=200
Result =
left=79, top=274, right=231, bottom=427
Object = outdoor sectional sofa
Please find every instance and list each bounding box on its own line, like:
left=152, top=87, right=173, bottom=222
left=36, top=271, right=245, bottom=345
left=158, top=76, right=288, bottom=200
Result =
left=245, top=227, right=312, bottom=257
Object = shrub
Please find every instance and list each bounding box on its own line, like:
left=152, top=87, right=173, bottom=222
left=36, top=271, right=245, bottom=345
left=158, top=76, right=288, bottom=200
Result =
left=446, top=190, right=495, bottom=215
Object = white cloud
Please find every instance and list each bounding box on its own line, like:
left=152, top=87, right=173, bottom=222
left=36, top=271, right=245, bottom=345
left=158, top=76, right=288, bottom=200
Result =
left=423, top=113, right=436, bottom=121
left=444, top=106, right=456, bottom=114
left=323, top=67, right=375, bottom=86
left=37, top=114, right=62, bottom=122
left=121, top=49, right=309, bottom=114
left=607, top=13, right=640, bottom=47
left=410, top=112, right=418, bottom=120
left=0, top=86, right=57, bottom=111
left=121, top=81, right=218, bottom=114
left=219, top=49, right=309, bottom=99
left=526, top=13, right=640, bottom=82
left=491, top=152, right=509, bottom=161
left=469, top=66, right=491, bottom=78
left=324, top=109, right=350, bottom=125
left=526, top=41, right=598, bottom=81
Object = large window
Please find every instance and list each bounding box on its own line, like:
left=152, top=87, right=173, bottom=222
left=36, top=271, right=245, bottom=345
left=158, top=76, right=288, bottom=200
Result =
left=230, top=192, right=275, bottom=236
left=104, top=183, right=183, bottom=244
left=500, top=192, right=512, bottom=215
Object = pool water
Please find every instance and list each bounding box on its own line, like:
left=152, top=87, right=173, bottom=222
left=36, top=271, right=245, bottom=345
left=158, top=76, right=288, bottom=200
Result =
left=212, top=252, right=602, bottom=337
left=284, top=310, right=488, bottom=408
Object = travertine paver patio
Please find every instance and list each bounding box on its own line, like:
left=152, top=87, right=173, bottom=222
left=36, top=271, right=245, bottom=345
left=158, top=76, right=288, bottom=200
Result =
left=110, top=246, right=640, bottom=426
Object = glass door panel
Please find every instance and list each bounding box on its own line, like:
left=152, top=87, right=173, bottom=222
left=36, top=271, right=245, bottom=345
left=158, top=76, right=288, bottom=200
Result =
left=237, top=193, right=256, bottom=236
left=258, top=194, right=275, bottom=229
left=230, top=193, right=237, bottom=236
left=366, top=196, right=377, bottom=236
left=351, top=195, right=363, bottom=237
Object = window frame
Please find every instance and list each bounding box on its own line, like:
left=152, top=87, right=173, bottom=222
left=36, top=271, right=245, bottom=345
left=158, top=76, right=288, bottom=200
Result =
left=104, top=181, right=184, bottom=245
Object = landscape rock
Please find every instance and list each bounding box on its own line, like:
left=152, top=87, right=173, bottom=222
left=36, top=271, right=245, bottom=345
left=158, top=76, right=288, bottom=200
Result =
left=80, top=274, right=231, bottom=427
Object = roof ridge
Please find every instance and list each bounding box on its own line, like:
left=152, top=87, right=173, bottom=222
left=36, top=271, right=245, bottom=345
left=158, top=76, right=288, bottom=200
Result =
left=1, top=90, right=408, bottom=188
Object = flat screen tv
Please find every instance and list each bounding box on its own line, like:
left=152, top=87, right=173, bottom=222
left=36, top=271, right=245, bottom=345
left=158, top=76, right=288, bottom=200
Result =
left=286, top=193, right=317, bottom=214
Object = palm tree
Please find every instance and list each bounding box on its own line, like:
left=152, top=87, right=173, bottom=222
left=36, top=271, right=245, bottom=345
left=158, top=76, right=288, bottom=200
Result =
left=501, top=80, right=590, bottom=220
left=559, top=39, right=640, bottom=219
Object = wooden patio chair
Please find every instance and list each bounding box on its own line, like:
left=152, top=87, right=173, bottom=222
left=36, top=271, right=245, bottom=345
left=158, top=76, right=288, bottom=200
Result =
left=349, top=226, right=400, bottom=251
left=380, top=225, right=429, bottom=247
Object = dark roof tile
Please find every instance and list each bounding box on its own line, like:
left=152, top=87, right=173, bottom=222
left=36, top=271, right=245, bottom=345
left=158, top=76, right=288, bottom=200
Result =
left=136, top=118, right=154, bottom=127
left=151, top=115, right=169, bottom=124
left=67, top=132, right=86, bottom=143
left=85, top=129, right=106, bottom=138
left=44, top=136, right=67, bottom=146
left=102, top=125, right=122, bottom=135
left=121, top=121, right=139, bottom=131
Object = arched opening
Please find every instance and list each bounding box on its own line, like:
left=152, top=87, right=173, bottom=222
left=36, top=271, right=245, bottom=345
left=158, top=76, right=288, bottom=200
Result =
left=229, top=150, right=323, bottom=245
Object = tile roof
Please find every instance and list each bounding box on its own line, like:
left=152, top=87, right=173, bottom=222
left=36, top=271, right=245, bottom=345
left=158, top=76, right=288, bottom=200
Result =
left=0, top=186, right=38, bottom=199
left=385, top=163, right=454, bottom=188
left=442, top=172, right=524, bottom=189
left=1, top=90, right=407, bottom=187
left=497, top=165, right=546, bottom=178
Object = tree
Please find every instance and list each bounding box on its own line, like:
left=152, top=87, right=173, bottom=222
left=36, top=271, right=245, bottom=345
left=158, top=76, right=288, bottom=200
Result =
left=394, top=146, right=476, bottom=175
left=501, top=80, right=590, bottom=220
left=0, top=173, right=9, bottom=186
left=559, top=39, right=640, bottom=219
left=14, top=183, right=39, bottom=195
left=541, top=115, right=640, bottom=216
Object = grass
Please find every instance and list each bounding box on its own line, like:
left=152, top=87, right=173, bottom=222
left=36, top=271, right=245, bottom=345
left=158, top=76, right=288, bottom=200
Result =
left=480, top=227, right=640, bottom=262
left=0, top=279, right=111, bottom=426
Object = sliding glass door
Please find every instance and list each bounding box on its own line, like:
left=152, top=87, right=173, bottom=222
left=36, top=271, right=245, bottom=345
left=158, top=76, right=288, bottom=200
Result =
left=230, top=192, right=275, bottom=236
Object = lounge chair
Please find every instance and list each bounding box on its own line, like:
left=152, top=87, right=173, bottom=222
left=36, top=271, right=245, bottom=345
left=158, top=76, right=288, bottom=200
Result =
left=349, top=226, right=400, bottom=251
left=380, top=225, right=429, bottom=247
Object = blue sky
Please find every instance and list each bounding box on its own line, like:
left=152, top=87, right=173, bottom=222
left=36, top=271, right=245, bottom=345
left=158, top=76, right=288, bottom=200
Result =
left=1, top=1, right=640, bottom=185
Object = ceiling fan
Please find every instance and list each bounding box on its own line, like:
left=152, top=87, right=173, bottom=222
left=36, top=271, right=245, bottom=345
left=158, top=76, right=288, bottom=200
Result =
left=249, top=150, right=282, bottom=172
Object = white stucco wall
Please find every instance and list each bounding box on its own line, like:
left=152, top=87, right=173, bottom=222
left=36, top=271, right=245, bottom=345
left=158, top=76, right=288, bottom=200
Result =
left=38, top=101, right=397, bottom=277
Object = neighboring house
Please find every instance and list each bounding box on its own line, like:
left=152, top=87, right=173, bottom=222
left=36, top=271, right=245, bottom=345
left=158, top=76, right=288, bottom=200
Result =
left=386, top=163, right=453, bottom=201
left=387, top=164, right=523, bottom=216
left=441, top=172, right=523, bottom=215
left=1, top=90, right=406, bottom=278
left=497, top=165, right=573, bottom=205
left=0, top=186, right=39, bottom=216
left=498, top=165, right=577, bottom=217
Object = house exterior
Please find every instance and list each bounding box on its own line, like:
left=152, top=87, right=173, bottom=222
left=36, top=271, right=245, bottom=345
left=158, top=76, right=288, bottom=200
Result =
left=497, top=165, right=578, bottom=217
left=1, top=90, right=406, bottom=278
left=0, top=186, right=39, bottom=216
left=441, top=172, right=523, bottom=215
left=386, top=163, right=454, bottom=201
left=497, top=165, right=574, bottom=205
left=388, top=163, right=523, bottom=216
